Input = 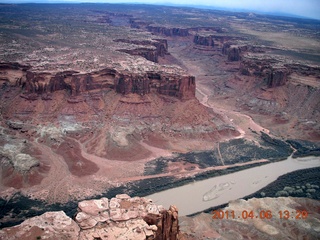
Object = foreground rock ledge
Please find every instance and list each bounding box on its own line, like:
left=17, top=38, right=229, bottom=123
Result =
left=0, top=194, right=179, bottom=240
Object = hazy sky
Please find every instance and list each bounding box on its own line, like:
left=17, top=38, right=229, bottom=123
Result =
left=3, top=0, right=320, bottom=20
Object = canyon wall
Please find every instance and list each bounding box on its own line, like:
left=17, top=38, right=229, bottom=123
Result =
left=239, top=60, right=290, bottom=87
left=0, top=62, right=195, bottom=100
left=193, top=35, right=215, bottom=47
left=115, top=39, right=168, bottom=63
left=147, top=26, right=189, bottom=37
left=222, top=42, right=241, bottom=61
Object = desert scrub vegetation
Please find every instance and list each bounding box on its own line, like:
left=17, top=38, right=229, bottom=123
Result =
left=274, top=183, right=319, bottom=198
left=245, top=167, right=320, bottom=200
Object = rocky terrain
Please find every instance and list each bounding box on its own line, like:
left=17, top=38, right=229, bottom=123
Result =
left=0, top=194, right=180, bottom=240
left=0, top=195, right=319, bottom=240
left=0, top=2, right=319, bottom=236
left=180, top=197, right=320, bottom=240
left=0, top=4, right=244, bottom=205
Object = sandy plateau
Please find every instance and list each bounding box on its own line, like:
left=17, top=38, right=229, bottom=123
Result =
left=0, top=4, right=319, bottom=231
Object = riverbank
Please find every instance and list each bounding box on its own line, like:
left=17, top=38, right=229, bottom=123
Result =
left=146, top=155, right=320, bottom=216
left=1, top=152, right=319, bottom=228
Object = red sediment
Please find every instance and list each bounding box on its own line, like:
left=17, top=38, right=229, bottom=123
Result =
left=1, top=165, right=23, bottom=189
left=143, top=133, right=170, bottom=149
left=26, top=169, right=45, bottom=187
left=104, top=141, right=152, bottom=161
left=56, top=138, right=99, bottom=177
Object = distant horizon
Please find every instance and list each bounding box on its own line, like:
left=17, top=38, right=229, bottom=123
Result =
left=1, top=0, right=320, bottom=20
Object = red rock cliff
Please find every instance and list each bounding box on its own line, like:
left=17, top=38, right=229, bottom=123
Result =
left=115, top=39, right=168, bottom=63
left=147, top=26, right=189, bottom=37
left=1, top=62, right=195, bottom=100
left=193, top=34, right=215, bottom=47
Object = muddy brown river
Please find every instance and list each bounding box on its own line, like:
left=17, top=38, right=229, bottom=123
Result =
left=146, top=155, right=320, bottom=216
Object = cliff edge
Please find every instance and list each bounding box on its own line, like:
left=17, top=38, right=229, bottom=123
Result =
left=0, top=194, right=180, bottom=240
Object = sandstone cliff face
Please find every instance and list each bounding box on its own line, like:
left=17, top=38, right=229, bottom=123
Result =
left=193, top=35, right=214, bottom=47
left=0, top=194, right=180, bottom=240
left=240, top=59, right=320, bottom=88
left=222, top=43, right=241, bottom=61
left=265, top=68, right=288, bottom=87
left=147, top=26, right=189, bottom=37
left=144, top=205, right=179, bottom=240
left=115, top=39, right=168, bottom=63
left=0, top=61, right=227, bottom=165
left=114, top=71, right=195, bottom=100
left=239, top=60, right=289, bottom=88
left=1, top=63, right=195, bottom=100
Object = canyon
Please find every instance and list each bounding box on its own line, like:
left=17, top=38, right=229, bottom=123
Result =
left=0, top=3, right=319, bottom=239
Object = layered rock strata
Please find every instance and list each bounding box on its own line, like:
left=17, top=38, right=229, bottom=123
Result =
left=115, top=39, right=168, bottom=63
left=265, top=68, right=289, bottom=87
left=193, top=35, right=215, bottom=47
left=0, top=194, right=180, bottom=240
left=0, top=62, right=195, bottom=100
left=222, top=42, right=241, bottom=61
left=129, top=18, right=225, bottom=38
left=239, top=60, right=290, bottom=87
left=147, top=26, right=189, bottom=37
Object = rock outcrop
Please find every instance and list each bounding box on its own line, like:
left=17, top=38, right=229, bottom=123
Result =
left=239, top=60, right=290, bottom=87
left=0, top=211, right=80, bottom=240
left=144, top=205, right=179, bottom=240
left=0, top=62, right=195, bottom=100
left=222, top=43, right=241, bottom=61
left=193, top=34, right=214, bottom=47
left=0, top=194, right=180, bottom=240
left=228, top=47, right=241, bottom=61
left=115, top=39, right=168, bottom=63
left=240, top=59, right=320, bottom=88
left=118, top=48, right=159, bottom=63
left=265, top=68, right=289, bottom=87
left=147, top=26, right=189, bottom=37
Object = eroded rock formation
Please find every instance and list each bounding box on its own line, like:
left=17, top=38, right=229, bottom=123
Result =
left=0, top=62, right=195, bottom=100
left=115, top=39, right=168, bottom=63
left=147, top=26, right=189, bottom=37
left=265, top=68, right=289, bottom=87
left=0, top=194, right=180, bottom=240
left=193, top=34, right=214, bottom=47
left=222, top=42, right=241, bottom=61
left=239, top=60, right=289, bottom=87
